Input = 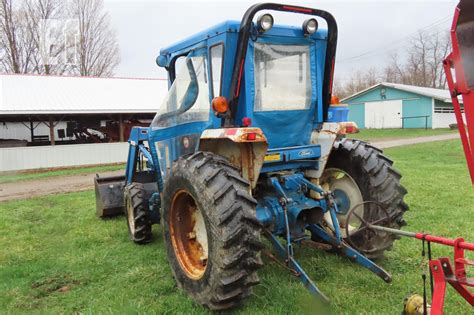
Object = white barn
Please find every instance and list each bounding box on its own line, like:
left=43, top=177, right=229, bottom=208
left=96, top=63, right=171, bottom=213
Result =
left=0, top=74, right=168, bottom=146
left=0, top=74, right=168, bottom=171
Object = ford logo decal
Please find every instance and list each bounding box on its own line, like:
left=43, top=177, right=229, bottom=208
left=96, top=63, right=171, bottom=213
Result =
left=298, top=149, right=313, bottom=157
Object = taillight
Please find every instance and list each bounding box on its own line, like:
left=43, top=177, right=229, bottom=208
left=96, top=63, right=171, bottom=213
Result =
left=339, top=122, right=359, bottom=134
left=345, top=125, right=357, bottom=134
left=242, top=117, right=252, bottom=127
left=246, top=133, right=257, bottom=141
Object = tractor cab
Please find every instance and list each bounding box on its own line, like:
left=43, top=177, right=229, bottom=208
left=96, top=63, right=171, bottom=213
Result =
left=154, top=19, right=329, bottom=149
left=148, top=5, right=344, bottom=180
left=153, top=7, right=336, bottom=143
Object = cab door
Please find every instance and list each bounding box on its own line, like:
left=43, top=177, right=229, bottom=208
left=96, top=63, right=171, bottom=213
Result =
left=148, top=48, right=212, bottom=178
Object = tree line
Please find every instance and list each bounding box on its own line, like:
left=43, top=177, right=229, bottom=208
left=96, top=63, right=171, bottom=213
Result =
left=0, top=0, right=119, bottom=77
left=334, top=30, right=451, bottom=98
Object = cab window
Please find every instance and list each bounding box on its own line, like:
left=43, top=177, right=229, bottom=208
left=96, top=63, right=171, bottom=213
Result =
left=254, top=43, right=312, bottom=111
left=151, top=53, right=210, bottom=128
left=210, top=44, right=224, bottom=97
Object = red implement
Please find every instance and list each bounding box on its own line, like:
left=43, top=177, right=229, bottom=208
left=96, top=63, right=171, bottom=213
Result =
left=443, top=0, right=474, bottom=184
left=425, top=237, right=474, bottom=315
left=367, top=224, right=474, bottom=314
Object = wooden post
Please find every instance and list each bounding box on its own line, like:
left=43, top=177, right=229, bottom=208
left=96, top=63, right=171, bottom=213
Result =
left=119, top=114, right=124, bottom=142
left=49, top=116, right=55, bottom=145
left=30, top=118, right=34, bottom=142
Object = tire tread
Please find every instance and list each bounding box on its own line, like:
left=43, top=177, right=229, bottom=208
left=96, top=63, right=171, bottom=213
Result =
left=163, top=151, right=262, bottom=310
left=327, top=138, right=409, bottom=259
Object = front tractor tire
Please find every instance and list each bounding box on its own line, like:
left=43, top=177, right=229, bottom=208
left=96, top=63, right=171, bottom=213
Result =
left=162, top=152, right=263, bottom=310
left=322, top=139, right=409, bottom=259
left=124, top=183, right=153, bottom=244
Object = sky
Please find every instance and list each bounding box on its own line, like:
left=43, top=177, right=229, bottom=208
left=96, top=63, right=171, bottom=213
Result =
left=103, top=0, right=459, bottom=83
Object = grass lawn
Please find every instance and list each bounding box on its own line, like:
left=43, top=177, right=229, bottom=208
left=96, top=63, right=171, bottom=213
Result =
left=0, top=140, right=473, bottom=314
left=356, top=128, right=458, bottom=141
left=0, top=164, right=125, bottom=184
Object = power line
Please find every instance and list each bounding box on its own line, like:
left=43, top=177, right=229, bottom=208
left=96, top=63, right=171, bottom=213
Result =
left=337, top=14, right=452, bottom=64
left=338, top=18, right=451, bottom=64
left=338, top=15, right=451, bottom=62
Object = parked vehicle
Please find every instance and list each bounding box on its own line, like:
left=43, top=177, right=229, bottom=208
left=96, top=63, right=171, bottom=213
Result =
left=95, top=3, right=410, bottom=310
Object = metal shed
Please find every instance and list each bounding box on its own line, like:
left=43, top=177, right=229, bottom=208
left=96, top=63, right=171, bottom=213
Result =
left=342, top=82, right=465, bottom=129
left=0, top=74, right=168, bottom=146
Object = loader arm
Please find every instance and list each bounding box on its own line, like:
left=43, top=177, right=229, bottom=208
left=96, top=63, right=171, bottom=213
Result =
left=444, top=0, right=474, bottom=184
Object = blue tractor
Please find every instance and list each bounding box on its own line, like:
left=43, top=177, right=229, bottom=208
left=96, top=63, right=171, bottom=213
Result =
left=94, top=3, right=408, bottom=310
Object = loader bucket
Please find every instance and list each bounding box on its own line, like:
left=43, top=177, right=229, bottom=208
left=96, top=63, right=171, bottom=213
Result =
left=94, top=174, right=125, bottom=218
left=444, top=0, right=474, bottom=184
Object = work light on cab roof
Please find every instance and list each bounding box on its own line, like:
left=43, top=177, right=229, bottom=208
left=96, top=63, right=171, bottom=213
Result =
left=257, top=13, right=274, bottom=32
left=303, top=18, right=318, bottom=35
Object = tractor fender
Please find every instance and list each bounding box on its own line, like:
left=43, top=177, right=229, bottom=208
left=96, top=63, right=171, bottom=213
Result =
left=198, top=128, right=268, bottom=189
left=306, top=122, right=355, bottom=179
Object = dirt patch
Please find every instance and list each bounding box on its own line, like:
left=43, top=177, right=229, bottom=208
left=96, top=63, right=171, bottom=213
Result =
left=0, top=170, right=123, bottom=202
left=0, top=162, right=123, bottom=176
left=370, top=133, right=459, bottom=149
left=31, top=274, right=81, bottom=298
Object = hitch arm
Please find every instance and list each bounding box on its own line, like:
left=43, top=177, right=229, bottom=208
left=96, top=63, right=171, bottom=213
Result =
left=307, top=224, right=392, bottom=283
left=265, top=231, right=330, bottom=302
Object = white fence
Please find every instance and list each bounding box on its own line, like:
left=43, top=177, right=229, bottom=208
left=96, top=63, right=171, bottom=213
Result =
left=0, top=142, right=129, bottom=172
left=432, top=112, right=465, bottom=129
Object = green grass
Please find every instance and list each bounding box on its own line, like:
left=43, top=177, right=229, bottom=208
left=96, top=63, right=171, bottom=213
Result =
left=356, top=128, right=457, bottom=141
left=0, top=140, right=473, bottom=314
left=0, top=164, right=125, bottom=184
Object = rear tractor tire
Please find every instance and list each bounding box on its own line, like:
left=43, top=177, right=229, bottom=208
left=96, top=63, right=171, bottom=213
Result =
left=320, top=139, right=409, bottom=259
left=124, top=183, right=153, bottom=244
left=162, top=151, right=263, bottom=310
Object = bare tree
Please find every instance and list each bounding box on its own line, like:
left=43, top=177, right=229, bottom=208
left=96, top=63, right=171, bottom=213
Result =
left=382, top=53, right=405, bottom=83
left=0, top=0, right=119, bottom=77
left=0, top=0, right=31, bottom=73
left=69, top=0, right=119, bottom=77
left=382, top=31, right=451, bottom=89
left=337, top=30, right=452, bottom=96
left=23, top=0, right=66, bottom=75
left=335, top=67, right=380, bottom=98
left=428, top=32, right=451, bottom=88
left=332, top=79, right=345, bottom=99
left=410, top=31, right=430, bottom=86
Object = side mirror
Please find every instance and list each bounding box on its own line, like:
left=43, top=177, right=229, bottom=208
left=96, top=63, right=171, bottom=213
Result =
left=156, top=55, right=167, bottom=67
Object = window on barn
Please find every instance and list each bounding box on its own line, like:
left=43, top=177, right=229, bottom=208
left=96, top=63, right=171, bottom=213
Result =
left=434, top=100, right=464, bottom=113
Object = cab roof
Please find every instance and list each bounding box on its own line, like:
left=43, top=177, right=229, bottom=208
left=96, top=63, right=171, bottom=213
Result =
left=158, top=20, right=328, bottom=58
